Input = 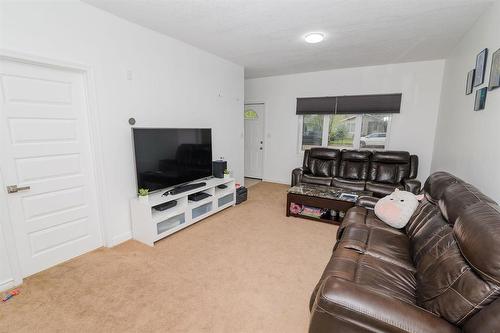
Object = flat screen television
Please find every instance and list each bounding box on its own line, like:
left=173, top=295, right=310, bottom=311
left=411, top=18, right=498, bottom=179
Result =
left=132, top=128, right=212, bottom=191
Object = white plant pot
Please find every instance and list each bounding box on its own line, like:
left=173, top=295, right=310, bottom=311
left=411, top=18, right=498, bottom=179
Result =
left=224, top=174, right=229, bottom=179
left=139, top=195, right=149, bottom=203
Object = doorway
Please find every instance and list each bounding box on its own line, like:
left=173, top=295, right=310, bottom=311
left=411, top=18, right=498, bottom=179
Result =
left=244, top=103, right=265, bottom=186
left=0, top=57, right=103, bottom=278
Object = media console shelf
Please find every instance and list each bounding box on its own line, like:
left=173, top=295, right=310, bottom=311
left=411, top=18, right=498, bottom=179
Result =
left=130, top=177, right=236, bottom=246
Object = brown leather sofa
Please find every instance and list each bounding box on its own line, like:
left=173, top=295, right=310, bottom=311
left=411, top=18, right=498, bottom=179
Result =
left=292, top=148, right=420, bottom=197
left=309, top=172, right=500, bottom=333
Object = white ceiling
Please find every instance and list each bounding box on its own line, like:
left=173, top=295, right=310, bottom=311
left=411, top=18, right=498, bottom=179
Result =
left=83, top=0, right=494, bottom=78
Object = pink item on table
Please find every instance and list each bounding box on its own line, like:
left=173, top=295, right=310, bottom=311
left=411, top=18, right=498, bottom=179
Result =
left=301, top=206, right=322, bottom=217
left=289, top=203, right=303, bottom=214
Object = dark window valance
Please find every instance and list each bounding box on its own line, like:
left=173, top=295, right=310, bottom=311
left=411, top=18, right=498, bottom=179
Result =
left=336, top=93, right=401, bottom=114
left=296, top=96, right=336, bottom=115
left=296, top=93, right=402, bottom=115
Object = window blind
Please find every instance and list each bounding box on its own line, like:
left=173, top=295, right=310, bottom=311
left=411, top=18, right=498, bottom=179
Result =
left=296, top=93, right=401, bottom=115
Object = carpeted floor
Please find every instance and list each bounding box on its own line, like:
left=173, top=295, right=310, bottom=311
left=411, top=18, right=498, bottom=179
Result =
left=244, top=177, right=262, bottom=188
left=0, top=182, right=337, bottom=332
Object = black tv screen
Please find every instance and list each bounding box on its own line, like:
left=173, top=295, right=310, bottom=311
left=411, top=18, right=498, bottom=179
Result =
left=132, top=128, right=212, bottom=191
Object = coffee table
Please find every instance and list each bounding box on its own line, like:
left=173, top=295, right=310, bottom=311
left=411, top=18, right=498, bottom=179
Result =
left=286, top=184, right=372, bottom=224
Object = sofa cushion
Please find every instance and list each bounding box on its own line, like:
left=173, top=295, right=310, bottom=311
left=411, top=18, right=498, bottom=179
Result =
left=307, top=148, right=340, bottom=177
left=311, top=276, right=460, bottom=333
left=409, top=209, right=450, bottom=265
left=337, top=206, right=398, bottom=237
left=316, top=247, right=416, bottom=305
left=301, top=173, right=332, bottom=186
left=309, top=158, right=332, bottom=177
left=338, top=223, right=414, bottom=272
left=332, top=177, right=365, bottom=192
left=406, top=198, right=441, bottom=240
left=368, top=151, right=411, bottom=184
left=309, top=147, right=341, bottom=160
left=416, top=208, right=500, bottom=325
left=365, top=180, right=403, bottom=197
left=454, top=202, right=500, bottom=285
left=439, top=182, right=496, bottom=225
left=338, top=150, right=371, bottom=180
left=339, top=160, right=368, bottom=180
left=423, top=171, right=463, bottom=204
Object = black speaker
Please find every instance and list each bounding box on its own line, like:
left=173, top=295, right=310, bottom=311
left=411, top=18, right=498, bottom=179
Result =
left=212, top=160, right=227, bottom=178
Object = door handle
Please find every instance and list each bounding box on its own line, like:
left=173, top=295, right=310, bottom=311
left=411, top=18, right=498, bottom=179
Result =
left=259, top=147, right=263, bottom=150
left=6, top=185, right=31, bottom=194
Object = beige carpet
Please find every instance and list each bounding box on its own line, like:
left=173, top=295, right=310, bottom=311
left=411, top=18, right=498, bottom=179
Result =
left=244, top=177, right=262, bottom=188
left=0, top=182, right=337, bottom=332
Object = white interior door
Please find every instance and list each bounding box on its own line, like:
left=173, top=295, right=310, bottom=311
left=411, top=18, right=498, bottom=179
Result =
left=244, top=103, right=264, bottom=179
left=0, top=58, right=102, bottom=277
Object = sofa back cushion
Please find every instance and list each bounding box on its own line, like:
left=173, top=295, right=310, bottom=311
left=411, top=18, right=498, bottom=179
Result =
left=439, top=182, right=496, bottom=225
left=412, top=195, right=500, bottom=326
left=307, top=148, right=340, bottom=177
left=454, top=202, right=500, bottom=286
left=423, top=171, right=463, bottom=204
left=406, top=198, right=440, bottom=241
left=368, top=151, right=410, bottom=184
left=338, top=150, right=371, bottom=180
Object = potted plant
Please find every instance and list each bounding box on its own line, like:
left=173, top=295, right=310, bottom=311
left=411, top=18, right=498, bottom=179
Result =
left=138, top=188, right=149, bottom=203
left=224, top=169, right=230, bottom=179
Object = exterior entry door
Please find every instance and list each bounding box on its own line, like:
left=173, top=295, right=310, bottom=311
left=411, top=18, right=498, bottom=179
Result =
left=244, top=103, right=264, bottom=179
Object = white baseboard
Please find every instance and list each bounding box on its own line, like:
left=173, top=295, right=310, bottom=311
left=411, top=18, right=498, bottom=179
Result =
left=262, top=178, right=289, bottom=186
left=0, top=278, right=16, bottom=292
left=108, top=231, right=132, bottom=248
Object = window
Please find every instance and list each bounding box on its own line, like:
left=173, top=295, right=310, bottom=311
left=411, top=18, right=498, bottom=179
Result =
left=301, top=114, right=324, bottom=149
left=300, top=114, right=391, bottom=150
left=328, top=115, right=355, bottom=148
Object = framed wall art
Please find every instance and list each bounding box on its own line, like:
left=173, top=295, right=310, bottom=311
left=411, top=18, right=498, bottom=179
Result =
left=474, top=87, right=487, bottom=111
left=488, top=48, right=500, bottom=90
left=466, top=69, right=475, bottom=95
left=474, top=48, right=488, bottom=87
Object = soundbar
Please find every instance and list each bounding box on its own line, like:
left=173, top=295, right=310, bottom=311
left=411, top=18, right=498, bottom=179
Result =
left=163, top=182, right=206, bottom=196
left=152, top=200, right=177, bottom=211
left=188, top=192, right=211, bottom=202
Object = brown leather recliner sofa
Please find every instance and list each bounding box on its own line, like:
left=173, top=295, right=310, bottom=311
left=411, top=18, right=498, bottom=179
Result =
left=309, top=171, right=500, bottom=333
left=291, top=148, right=421, bottom=197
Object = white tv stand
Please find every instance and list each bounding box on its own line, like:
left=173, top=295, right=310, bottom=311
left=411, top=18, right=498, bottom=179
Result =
left=130, top=177, right=236, bottom=246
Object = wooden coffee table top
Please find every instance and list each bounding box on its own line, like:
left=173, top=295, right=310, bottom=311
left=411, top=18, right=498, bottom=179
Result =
left=288, top=183, right=372, bottom=202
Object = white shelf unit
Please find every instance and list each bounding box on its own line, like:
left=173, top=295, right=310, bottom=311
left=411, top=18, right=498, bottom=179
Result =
left=130, top=177, right=236, bottom=246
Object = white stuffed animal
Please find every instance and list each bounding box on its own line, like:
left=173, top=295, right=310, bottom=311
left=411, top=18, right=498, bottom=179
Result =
left=374, top=189, right=423, bottom=229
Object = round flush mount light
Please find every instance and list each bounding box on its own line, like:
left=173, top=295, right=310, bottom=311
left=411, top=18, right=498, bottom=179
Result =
left=304, top=32, right=325, bottom=44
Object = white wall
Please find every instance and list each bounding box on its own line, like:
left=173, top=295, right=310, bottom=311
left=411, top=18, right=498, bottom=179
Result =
left=0, top=224, right=14, bottom=291
left=431, top=1, right=500, bottom=201
left=0, top=0, right=244, bottom=256
left=245, top=60, right=445, bottom=184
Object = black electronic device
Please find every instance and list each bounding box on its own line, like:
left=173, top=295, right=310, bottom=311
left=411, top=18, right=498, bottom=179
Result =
left=188, top=192, right=211, bottom=202
left=212, top=160, right=227, bottom=178
left=132, top=128, right=212, bottom=191
left=153, top=200, right=177, bottom=211
left=163, top=182, right=206, bottom=196
left=217, top=184, right=228, bottom=189
left=236, top=187, right=248, bottom=205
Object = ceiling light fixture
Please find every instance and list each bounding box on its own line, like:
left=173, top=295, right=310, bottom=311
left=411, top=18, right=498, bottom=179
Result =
left=304, top=32, right=325, bottom=44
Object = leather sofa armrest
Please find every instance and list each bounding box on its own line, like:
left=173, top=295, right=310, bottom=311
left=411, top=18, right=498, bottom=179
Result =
left=291, top=167, right=308, bottom=186
left=355, top=196, right=378, bottom=210
left=403, top=179, right=421, bottom=194
left=310, top=277, right=459, bottom=333
left=409, top=155, right=419, bottom=179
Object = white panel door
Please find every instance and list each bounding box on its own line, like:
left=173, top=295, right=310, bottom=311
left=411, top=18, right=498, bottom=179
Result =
left=244, top=104, right=264, bottom=179
left=0, top=59, right=102, bottom=277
